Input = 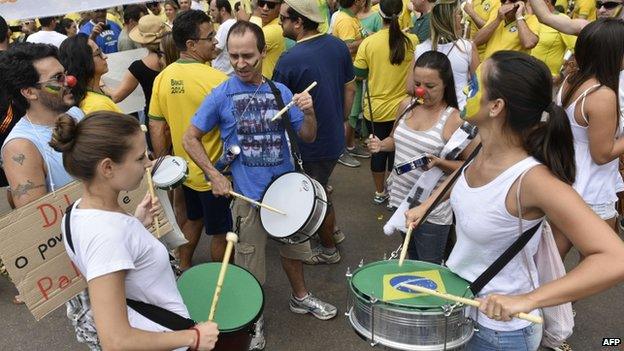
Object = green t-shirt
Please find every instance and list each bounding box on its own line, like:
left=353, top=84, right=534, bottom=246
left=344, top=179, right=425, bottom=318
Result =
left=411, top=12, right=431, bottom=43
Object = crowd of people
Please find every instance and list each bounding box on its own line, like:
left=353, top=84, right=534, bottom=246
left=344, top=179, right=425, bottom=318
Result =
left=1, top=0, right=624, bottom=350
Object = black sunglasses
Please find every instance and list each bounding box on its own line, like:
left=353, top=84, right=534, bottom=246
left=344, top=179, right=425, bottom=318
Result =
left=258, top=0, right=279, bottom=9
left=596, top=1, right=622, bottom=8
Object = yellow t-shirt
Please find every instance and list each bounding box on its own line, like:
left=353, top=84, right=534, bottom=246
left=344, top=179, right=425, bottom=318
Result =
left=572, top=0, right=597, bottom=20
left=262, top=18, right=285, bottom=79
left=332, top=9, right=363, bottom=60
left=353, top=29, right=419, bottom=122
left=250, top=15, right=263, bottom=28
left=148, top=60, right=228, bottom=191
left=80, top=91, right=123, bottom=114
left=148, top=6, right=169, bottom=23
left=64, top=13, right=82, bottom=22
left=482, top=14, right=540, bottom=60
left=468, top=0, right=501, bottom=59
left=531, top=16, right=577, bottom=76
left=399, top=0, right=413, bottom=30
left=318, top=0, right=331, bottom=33
left=554, top=0, right=569, bottom=12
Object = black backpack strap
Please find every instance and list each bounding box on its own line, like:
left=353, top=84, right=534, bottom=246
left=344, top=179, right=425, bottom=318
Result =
left=468, top=221, right=543, bottom=295
left=265, top=79, right=304, bottom=172
left=64, top=203, right=196, bottom=331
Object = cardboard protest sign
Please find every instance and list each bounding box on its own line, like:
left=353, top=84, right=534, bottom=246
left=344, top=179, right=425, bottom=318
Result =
left=0, top=178, right=172, bottom=320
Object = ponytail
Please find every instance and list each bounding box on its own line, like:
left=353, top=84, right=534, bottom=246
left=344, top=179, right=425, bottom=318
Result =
left=380, top=0, right=413, bottom=65
left=523, top=103, right=576, bottom=184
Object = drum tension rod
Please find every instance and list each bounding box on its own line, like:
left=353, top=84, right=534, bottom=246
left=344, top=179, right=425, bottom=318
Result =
left=344, top=267, right=352, bottom=317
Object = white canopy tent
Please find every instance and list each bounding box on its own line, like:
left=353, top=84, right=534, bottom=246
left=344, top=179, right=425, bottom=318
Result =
left=0, top=0, right=146, bottom=21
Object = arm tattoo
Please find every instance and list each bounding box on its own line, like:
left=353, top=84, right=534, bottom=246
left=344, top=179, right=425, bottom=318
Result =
left=11, top=180, right=45, bottom=199
left=12, top=153, right=25, bottom=166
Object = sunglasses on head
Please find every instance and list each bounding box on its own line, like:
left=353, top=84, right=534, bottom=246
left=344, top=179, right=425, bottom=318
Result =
left=257, top=0, right=279, bottom=9
left=596, top=1, right=622, bottom=9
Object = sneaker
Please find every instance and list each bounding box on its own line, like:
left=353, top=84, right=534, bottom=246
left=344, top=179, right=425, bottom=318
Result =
left=373, top=191, right=389, bottom=205
left=332, top=228, right=345, bottom=244
left=248, top=315, right=265, bottom=350
left=289, top=293, right=338, bottom=320
left=338, top=150, right=360, bottom=168
left=551, top=341, right=573, bottom=351
left=386, top=203, right=396, bottom=212
left=347, top=144, right=371, bottom=158
left=303, top=246, right=341, bottom=265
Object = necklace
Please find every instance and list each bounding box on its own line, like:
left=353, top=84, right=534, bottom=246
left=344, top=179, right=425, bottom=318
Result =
left=238, top=78, right=266, bottom=119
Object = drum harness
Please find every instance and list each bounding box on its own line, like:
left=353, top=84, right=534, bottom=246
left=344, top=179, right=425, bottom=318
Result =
left=379, top=144, right=543, bottom=349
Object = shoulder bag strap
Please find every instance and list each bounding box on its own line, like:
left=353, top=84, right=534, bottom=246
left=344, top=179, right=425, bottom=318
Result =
left=265, top=79, right=304, bottom=172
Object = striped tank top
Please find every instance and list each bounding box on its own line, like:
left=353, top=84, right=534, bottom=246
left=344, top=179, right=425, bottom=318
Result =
left=389, top=106, right=454, bottom=225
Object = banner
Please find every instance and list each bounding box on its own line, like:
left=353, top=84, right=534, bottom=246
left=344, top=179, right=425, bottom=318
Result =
left=102, top=48, right=148, bottom=115
left=0, top=178, right=173, bottom=320
left=0, top=0, right=147, bottom=21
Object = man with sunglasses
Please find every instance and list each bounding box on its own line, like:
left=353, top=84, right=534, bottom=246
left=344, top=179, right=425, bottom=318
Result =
left=259, top=0, right=286, bottom=78
left=149, top=10, right=232, bottom=270
left=474, top=0, right=539, bottom=59
left=597, top=0, right=624, bottom=17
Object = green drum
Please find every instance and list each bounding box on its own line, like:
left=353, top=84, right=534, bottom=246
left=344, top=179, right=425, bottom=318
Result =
left=347, top=260, right=474, bottom=350
left=177, top=263, right=264, bottom=351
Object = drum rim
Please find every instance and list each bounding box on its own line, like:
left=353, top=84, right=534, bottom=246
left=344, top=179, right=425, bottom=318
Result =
left=153, top=156, right=189, bottom=188
left=260, top=171, right=326, bottom=238
left=178, top=262, right=265, bottom=332
left=349, top=259, right=473, bottom=310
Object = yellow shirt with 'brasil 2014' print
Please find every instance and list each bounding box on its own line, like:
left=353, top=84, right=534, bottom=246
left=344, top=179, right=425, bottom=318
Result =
left=80, top=91, right=123, bottom=114
left=482, top=14, right=540, bottom=60
left=353, top=28, right=418, bottom=122
left=148, top=59, right=227, bottom=192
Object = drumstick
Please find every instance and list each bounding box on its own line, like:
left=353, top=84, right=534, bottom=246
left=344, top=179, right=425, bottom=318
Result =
left=140, top=125, right=161, bottom=237
left=398, top=224, right=414, bottom=267
left=229, top=191, right=287, bottom=215
left=208, top=232, right=239, bottom=321
left=399, top=283, right=544, bottom=324
left=270, top=81, right=317, bottom=122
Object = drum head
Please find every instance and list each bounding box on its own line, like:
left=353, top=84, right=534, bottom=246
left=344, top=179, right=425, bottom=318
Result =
left=177, top=263, right=264, bottom=332
left=350, top=260, right=473, bottom=309
left=152, top=156, right=188, bottom=189
left=260, top=172, right=316, bottom=238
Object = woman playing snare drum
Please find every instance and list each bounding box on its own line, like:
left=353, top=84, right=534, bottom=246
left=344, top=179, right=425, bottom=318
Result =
left=51, top=111, right=218, bottom=351
left=406, top=51, right=624, bottom=350
left=368, top=51, right=474, bottom=264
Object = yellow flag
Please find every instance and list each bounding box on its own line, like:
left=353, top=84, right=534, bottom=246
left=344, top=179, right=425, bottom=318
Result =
left=382, top=270, right=446, bottom=302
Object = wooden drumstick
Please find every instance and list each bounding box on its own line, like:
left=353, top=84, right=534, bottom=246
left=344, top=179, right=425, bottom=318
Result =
left=398, top=224, right=414, bottom=267
left=140, top=125, right=161, bottom=237
left=399, top=283, right=544, bottom=324
left=270, top=81, right=317, bottom=122
left=229, top=191, right=287, bottom=215
left=208, top=232, right=239, bottom=321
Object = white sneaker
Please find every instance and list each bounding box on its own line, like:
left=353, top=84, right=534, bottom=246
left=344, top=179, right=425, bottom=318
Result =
left=248, top=315, right=265, bottom=350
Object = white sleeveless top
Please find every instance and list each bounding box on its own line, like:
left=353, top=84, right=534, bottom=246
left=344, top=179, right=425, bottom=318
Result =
left=389, top=106, right=454, bottom=225
left=415, top=39, right=472, bottom=110
left=556, top=83, right=624, bottom=204
left=447, top=157, right=543, bottom=331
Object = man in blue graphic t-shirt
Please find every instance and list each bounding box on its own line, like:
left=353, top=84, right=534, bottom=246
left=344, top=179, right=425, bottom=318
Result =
left=183, top=20, right=337, bottom=350
left=79, top=9, right=122, bottom=54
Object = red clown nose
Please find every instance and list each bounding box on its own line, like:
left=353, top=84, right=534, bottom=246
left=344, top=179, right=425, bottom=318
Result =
left=65, top=75, right=77, bottom=88
left=415, top=87, right=426, bottom=98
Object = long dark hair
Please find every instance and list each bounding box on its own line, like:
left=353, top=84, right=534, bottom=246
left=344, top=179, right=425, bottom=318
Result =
left=562, top=18, right=624, bottom=109
left=414, top=51, right=458, bottom=109
left=380, top=0, right=413, bottom=65
left=59, top=34, right=95, bottom=104
left=487, top=51, right=575, bottom=184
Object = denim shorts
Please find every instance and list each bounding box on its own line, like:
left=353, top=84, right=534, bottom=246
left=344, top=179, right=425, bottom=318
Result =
left=401, top=221, right=451, bottom=265
left=465, top=323, right=542, bottom=351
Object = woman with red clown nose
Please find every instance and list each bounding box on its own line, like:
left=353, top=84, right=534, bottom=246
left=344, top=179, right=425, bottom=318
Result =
left=406, top=51, right=624, bottom=350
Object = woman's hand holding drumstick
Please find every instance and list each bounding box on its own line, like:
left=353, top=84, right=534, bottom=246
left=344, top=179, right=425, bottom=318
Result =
left=271, top=81, right=317, bottom=122
left=140, top=125, right=161, bottom=236
left=208, top=232, right=239, bottom=321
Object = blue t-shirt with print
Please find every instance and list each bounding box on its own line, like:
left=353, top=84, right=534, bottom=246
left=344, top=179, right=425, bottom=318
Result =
left=191, top=76, right=304, bottom=201
left=79, top=21, right=122, bottom=54
left=273, top=34, right=354, bottom=161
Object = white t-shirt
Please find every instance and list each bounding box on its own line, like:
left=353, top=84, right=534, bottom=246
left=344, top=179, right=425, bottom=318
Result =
left=212, top=18, right=236, bottom=76
left=26, top=30, right=68, bottom=47
left=63, top=200, right=190, bottom=337
left=415, top=39, right=472, bottom=110
left=192, top=0, right=204, bottom=10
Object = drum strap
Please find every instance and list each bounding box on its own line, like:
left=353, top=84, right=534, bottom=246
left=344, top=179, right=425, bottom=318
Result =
left=265, top=79, right=304, bottom=173
left=64, top=204, right=197, bottom=331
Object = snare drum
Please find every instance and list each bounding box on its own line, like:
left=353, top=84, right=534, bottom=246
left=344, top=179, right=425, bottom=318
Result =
left=177, top=263, right=264, bottom=351
left=347, top=260, right=474, bottom=350
left=260, top=172, right=328, bottom=244
left=152, top=156, right=188, bottom=190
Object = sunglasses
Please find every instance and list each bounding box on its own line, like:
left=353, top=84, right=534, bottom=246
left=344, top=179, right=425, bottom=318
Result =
left=257, top=0, right=279, bottom=9
left=596, top=1, right=622, bottom=8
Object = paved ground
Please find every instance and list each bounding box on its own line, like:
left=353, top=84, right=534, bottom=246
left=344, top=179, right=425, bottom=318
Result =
left=0, top=159, right=622, bottom=350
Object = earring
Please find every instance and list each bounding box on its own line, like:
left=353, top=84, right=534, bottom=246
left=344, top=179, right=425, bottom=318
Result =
left=489, top=110, right=495, bottom=117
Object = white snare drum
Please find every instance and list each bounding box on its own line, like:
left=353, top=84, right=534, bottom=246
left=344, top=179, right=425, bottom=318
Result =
left=152, top=156, right=188, bottom=190
left=260, top=172, right=328, bottom=244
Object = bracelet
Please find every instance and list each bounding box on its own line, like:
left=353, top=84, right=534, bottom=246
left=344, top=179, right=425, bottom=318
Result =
left=190, top=326, right=200, bottom=351
left=516, top=15, right=525, bottom=21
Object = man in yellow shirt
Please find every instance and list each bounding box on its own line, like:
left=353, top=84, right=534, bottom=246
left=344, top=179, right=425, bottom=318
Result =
left=464, top=0, right=501, bottom=59
left=149, top=10, right=231, bottom=270
left=474, top=0, right=539, bottom=59
left=597, top=0, right=624, bottom=18
left=572, top=0, right=597, bottom=19
left=531, top=0, right=576, bottom=78
left=259, top=0, right=285, bottom=78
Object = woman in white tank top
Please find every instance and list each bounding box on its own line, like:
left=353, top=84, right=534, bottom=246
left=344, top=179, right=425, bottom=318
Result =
left=554, top=19, right=624, bottom=257
left=406, top=51, right=624, bottom=350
